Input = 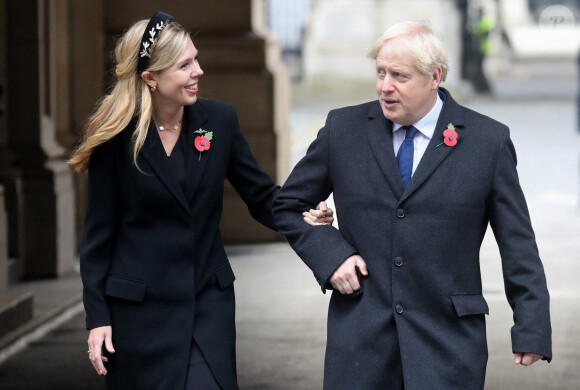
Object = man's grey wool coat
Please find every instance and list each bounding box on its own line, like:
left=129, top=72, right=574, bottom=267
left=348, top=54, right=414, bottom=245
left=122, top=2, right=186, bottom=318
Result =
left=274, top=88, right=552, bottom=390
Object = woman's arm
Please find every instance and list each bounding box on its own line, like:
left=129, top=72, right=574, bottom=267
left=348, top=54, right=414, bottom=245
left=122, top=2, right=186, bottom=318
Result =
left=79, top=141, right=120, bottom=375
left=224, top=106, right=333, bottom=228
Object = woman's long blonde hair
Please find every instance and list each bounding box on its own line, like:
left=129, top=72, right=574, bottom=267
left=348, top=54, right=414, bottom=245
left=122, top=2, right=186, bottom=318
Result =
left=68, top=19, right=190, bottom=174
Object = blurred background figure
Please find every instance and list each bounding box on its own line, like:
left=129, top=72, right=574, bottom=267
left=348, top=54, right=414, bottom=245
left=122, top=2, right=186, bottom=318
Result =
left=470, top=8, right=495, bottom=93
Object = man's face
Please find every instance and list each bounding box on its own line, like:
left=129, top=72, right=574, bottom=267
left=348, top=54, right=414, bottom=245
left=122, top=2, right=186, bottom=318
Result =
left=375, top=36, right=441, bottom=125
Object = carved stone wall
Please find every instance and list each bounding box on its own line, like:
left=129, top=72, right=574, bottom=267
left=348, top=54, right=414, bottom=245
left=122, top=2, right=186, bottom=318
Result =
left=0, top=0, right=289, bottom=287
left=2, top=0, right=75, bottom=279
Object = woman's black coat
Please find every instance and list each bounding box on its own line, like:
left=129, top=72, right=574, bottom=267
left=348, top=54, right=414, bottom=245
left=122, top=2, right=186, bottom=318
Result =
left=80, top=99, right=278, bottom=389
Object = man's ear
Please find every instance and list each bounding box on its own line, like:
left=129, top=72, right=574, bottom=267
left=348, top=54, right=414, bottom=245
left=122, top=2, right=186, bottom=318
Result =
left=141, top=71, right=156, bottom=89
left=431, top=67, right=442, bottom=90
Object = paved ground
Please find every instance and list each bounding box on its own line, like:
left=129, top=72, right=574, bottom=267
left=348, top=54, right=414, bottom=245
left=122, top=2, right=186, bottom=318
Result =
left=0, top=89, right=579, bottom=389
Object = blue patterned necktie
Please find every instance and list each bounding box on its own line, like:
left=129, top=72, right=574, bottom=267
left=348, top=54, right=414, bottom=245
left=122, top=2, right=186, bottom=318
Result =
left=396, top=125, right=419, bottom=189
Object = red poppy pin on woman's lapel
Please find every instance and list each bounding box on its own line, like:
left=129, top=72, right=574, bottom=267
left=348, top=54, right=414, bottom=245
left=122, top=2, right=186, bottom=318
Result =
left=194, top=128, right=213, bottom=160
left=436, top=123, right=458, bottom=147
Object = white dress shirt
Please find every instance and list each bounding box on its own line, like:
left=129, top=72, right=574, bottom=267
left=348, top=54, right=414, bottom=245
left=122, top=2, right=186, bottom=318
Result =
left=392, top=93, right=444, bottom=176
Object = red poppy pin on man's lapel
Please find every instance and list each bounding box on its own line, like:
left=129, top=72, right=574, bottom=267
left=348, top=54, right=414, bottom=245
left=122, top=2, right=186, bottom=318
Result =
left=436, top=123, right=459, bottom=147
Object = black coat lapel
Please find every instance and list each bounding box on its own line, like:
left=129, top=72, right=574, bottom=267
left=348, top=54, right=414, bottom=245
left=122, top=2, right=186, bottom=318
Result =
left=365, top=102, right=405, bottom=199
left=140, top=123, right=192, bottom=215
left=183, top=102, right=210, bottom=201
left=400, top=88, right=465, bottom=204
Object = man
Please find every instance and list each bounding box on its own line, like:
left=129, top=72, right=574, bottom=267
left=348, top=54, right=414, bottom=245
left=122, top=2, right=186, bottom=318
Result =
left=274, top=22, right=551, bottom=390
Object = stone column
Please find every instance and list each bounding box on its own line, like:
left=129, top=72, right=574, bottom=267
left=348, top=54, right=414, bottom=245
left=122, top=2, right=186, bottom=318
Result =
left=104, top=0, right=290, bottom=243
left=0, top=185, right=7, bottom=290
left=0, top=0, right=15, bottom=285
left=0, top=0, right=6, bottom=289
left=0, top=0, right=16, bottom=282
left=68, top=0, right=105, bottom=250
left=5, top=0, right=75, bottom=278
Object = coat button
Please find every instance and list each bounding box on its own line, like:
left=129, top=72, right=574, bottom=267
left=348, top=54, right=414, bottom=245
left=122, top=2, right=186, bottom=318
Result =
left=394, top=257, right=403, bottom=267
left=395, top=305, right=404, bottom=314
left=396, top=209, right=405, bottom=218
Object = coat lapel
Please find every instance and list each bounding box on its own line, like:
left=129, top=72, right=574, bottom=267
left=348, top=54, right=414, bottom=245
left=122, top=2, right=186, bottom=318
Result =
left=400, top=88, right=465, bottom=204
left=140, top=122, right=192, bottom=215
left=183, top=102, right=210, bottom=201
left=365, top=102, right=405, bottom=199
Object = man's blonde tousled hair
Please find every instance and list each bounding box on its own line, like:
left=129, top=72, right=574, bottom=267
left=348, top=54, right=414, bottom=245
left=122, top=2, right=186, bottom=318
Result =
left=367, top=21, right=448, bottom=82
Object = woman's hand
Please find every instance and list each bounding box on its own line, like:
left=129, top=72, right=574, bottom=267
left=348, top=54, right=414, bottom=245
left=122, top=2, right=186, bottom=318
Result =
left=88, top=325, right=115, bottom=376
left=303, top=201, right=334, bottom=226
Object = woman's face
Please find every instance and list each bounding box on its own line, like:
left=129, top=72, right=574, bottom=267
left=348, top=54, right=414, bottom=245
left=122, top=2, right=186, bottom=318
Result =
left=151, top=38, right=203, bottom=109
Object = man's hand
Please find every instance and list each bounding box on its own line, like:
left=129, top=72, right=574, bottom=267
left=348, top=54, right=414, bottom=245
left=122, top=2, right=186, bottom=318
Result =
left=303, top=201, right=334, bottom=226
left=329, top=255, right=368, bottom=294
left=514, top=352, right=542, bottom=366
left=88, top=325, right=115, bottom=375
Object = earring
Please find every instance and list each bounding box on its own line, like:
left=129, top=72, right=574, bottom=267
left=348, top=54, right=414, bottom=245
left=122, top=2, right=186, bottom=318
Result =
left=151, top=85, right=157, bottom=92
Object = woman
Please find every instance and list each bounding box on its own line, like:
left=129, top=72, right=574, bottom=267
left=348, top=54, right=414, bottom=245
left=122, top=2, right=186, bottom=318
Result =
left=69, top=12, right=333, bottom=390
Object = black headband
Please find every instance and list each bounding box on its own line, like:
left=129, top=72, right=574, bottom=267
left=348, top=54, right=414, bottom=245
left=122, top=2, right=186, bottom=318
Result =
left=137, top=11, right=175, bottom=75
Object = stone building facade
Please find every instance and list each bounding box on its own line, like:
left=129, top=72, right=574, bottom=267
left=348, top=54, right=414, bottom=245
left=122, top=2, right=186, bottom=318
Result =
left=0, top=0, right=289, bottom=328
